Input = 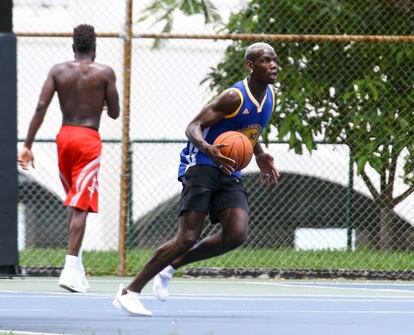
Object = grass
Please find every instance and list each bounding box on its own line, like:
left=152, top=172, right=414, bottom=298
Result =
left=19, top=247, right=414, bottom=276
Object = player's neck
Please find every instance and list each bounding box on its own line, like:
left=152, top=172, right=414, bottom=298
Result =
left=247, top=77, right=267, bottom=102
left=74, top=53, right=94, bottom=62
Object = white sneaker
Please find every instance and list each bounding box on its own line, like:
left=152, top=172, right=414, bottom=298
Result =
left=81, top=272, right=89, bottom=290
left=112, top=284, right=124, bottom=310
left=58, top=268, right=87, bottom=293
left=79, top=265, right=90, bottom=289
left=114, top=288, right=152, bottom=317
left=152, top=265, right=175, bottom=301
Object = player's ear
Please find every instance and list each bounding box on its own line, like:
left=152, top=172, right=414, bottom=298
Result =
left=245, top=60, right=253, bottom=73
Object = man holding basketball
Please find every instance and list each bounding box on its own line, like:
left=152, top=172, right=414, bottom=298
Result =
left=18, top=24, right=120, bottom=292
left=113, top=42, right=279, bottom=316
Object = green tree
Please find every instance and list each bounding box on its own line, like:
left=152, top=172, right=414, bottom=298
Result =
left=139, top=0, right=222, bottom=47
left=141, top=0, right=414, bottom=250
left=205, top=0, right=414, bottom=250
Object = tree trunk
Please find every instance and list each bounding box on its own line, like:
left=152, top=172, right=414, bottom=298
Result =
left=379, top=202, right=397, bottom=250
left=356, top=227, right=379, bottom=249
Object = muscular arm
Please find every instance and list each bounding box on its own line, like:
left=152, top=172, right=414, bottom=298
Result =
left=18, top=66, right=57, bottom=169
left=253, top=140, right=265, bottom=156
left=254, top=141, right=280, bottom=185
left=104, top=67, right=120, bottom=119
left=185, top=89, right=241, bottom=174
left=23, top=67, right=57, bottom=149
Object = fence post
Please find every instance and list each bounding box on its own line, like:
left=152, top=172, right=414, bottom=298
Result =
left=346, top=147, right=354, bottom=250
left=0, top=2, right=18, bottom=275
left=127, top=145, right=134, bottom=250
left=118, top=0, right=133, bottom=276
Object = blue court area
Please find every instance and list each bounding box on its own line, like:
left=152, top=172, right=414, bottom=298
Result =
left=1, top=277, right=414, bottom=335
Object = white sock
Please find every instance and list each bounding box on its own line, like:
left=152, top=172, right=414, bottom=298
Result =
left=77, top=247, right=84, bottom=272
left=64, top=255, right=78, bottom=269
left=127, top=290, right=141, bottom=297
left=161, top=265, right=176, bottom=277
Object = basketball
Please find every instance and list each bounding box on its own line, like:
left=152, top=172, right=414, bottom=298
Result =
left=213, top=131, right=253, bottom=170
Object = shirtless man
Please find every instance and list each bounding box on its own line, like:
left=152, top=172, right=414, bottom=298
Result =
left=18, top=24, right=120, bottom=292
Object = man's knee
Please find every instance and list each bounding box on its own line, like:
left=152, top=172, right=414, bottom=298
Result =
left=175, top=233, right=199, bottom=251
left=69, top=220, right=86, bottom=232
left=176, top=211, right=205, bottom=251
left=227, top=226, right=248, bottom=249
left=219, top=208, right=249, bottom=248
left=69, top=209, right=87, bottom=229
left=221, top=220, right=249, bottom=250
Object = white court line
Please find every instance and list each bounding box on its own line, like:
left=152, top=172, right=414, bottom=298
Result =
left=2, top=292, right=414, bottom=302
left=2, top=289, right=414, bottom=300
left=0, top=290, right=89, bottom=296
left=2, top=308, right=414, bottom=315
left=161, top=296, right=414, bottom=302
left=236, top=281, right=414, bottom=294
left=278, top=281, right=414, bottom=287
left=6, top=278, right=414, bottom=293
left=174, top=279, right=414, bottom=287
left=9, top=278, right=414, bottom=286
left=0, top=307, right=57, bottom=313
left=174, top=309, right=414, bottom=315
left=0, top=331, right=73, bottom=335
left=151, top=279, right=414, bottom=295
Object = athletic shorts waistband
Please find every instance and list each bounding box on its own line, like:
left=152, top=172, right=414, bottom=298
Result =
left=59, top=125, right=100, bottom=137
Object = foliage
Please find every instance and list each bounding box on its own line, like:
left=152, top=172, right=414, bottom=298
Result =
left=206, top=0, right=414, bottom=188
left=138, top=0, right=414, bottom=249
left=139, top=0, right=222, bottom=47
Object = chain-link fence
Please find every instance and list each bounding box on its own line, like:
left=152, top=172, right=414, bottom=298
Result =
left=15, top=0, right=414, bottom=279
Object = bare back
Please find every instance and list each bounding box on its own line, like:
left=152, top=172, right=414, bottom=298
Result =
left=52, top=60, right=119, bottom=129
left=19, top=27, right=120, bottom=169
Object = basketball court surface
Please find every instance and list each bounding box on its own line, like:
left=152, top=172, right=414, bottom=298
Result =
left=1, top=277, right=414, bottom=334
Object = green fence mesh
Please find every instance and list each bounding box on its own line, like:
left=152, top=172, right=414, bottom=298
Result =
left=15, top=0, right=414, bottom=278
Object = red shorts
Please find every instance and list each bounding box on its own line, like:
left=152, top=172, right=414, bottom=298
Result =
left=56, top=125, right=102, bottom=212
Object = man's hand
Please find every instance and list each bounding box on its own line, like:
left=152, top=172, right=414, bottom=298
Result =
left=205, top=143, right=236, bottom=175
left=18, top=146, right=35, bottom=170
left=255, top=152, right=279, bottom=185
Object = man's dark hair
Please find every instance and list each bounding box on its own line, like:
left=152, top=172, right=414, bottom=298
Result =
left=73, top=24, right=96, bottom=53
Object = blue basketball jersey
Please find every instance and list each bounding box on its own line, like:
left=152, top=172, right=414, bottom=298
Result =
left=178, top=78, right=275, bottom=179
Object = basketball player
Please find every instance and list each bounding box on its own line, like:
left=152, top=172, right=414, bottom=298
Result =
left=18, top=24, right=120, bottom=292
left=113, top=42, right=279, bottom=316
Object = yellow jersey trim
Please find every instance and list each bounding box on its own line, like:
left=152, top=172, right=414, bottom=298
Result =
left=243, top=78, right=268, bottom=113
left=270, top=85, right=276, bottom=112
left=224, top=88, right=244, bottom=119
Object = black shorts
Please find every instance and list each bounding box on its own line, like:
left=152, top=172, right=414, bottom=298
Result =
left=179, top=165, right=249, bottom=223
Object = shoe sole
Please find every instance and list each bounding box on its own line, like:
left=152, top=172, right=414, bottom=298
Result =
left=152, top=281, right=168, bottom=302
left=114, top=298, right=152, bottom=317
left=152, top=287, right=167, bottom=301
left=112, top=299, right=122, bottom=310
left=59, top=282, right=87, bottom=293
